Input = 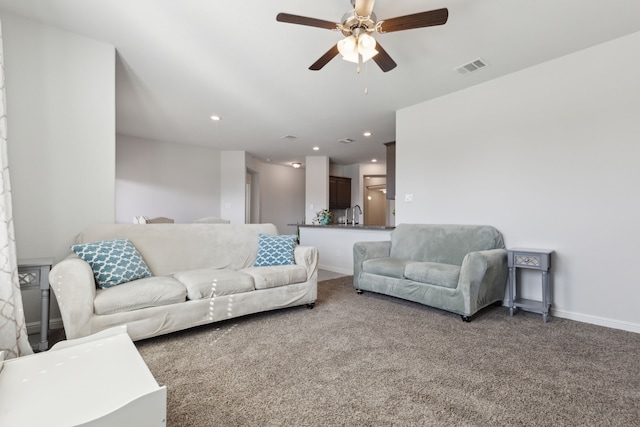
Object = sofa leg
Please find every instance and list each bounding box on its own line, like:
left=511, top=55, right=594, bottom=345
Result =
left=356, top=289, right=363, bottom=294
left=461, top=315, right=472, bottom=323
left=306, top=303, right=315, bottom=309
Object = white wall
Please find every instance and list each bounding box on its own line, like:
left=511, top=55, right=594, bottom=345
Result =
left=256, top=162, right=304, bottom=235
left=220, top=151, right=246, bottom=224
left=116, top=141, right=304, bottom=231
left=116, top=135, right=220, bottom=223
left=2, top=13, right=115, bottom=334
left=397, top=31, right=640, bottom=332
left=305, top=156, right=329, bottom=224
left=3, top=12, right=115, bottom=263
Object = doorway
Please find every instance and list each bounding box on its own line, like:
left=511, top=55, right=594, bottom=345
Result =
left=363, top=175, right=387, bottom=226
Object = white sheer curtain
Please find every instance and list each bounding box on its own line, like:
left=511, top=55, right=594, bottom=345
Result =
left=0, top=19, right=33, bottom=359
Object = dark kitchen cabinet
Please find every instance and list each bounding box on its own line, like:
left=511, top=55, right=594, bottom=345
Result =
left=329, top=176, right=351, bottom=209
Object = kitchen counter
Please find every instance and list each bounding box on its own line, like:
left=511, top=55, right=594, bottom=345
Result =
left=291, top=224, right=395, bottom=230
left=296, top=225, right=393, bottom=275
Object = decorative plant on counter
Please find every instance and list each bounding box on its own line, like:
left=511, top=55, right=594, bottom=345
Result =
left=313, top=209, right=334, bottom=225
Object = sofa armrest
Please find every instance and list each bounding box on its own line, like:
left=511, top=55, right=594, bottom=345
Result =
left=295, top=245, right=319, bottom=281
left=458, top=248, right=508, bottom=315
left=353, top=241, right=392, bottom=289
left=49, top=257, right=97, bottom=339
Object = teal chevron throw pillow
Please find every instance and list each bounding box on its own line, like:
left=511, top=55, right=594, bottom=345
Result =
left=254, top=233, right=297, bottom=267
left=71, top=238, right=152, bottom=289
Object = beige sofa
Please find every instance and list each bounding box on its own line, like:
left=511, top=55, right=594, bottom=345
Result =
left=50, top=223, right=318, bottom=341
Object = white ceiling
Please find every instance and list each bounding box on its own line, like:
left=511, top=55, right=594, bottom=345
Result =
left=1, top=0, right=640, bottom=167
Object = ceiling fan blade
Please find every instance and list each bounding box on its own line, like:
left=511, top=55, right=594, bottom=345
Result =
left=354, top=0, right=376, bottom=17
left=378, top=8, right=448, bottom=33
left=276, top=13, right=339, bottom=31
left=372, top=42, right=397, bottom=72
left=309, top=44, right=340, bottom=71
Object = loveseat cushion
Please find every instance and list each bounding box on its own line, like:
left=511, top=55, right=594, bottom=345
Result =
left=172, top=269, right=255, bottom=300
left=389, top=224, right=506, bottom=265
left=94, top=276, right=187, bottom=315
left=404, top=262, right=461, bottom=289
left=362, top=258, right=413, bottom=279
left=243, top=265, right=308, bottom=290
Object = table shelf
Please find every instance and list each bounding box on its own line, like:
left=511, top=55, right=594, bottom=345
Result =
left=18, top=258, right=54, bottom=351
left=508, top=248, right=554, bottom=323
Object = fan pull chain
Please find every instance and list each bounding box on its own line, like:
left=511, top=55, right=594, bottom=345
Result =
left=364, top=60, right=369, bottom=95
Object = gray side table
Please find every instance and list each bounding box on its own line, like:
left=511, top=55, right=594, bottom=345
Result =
left=18, top=257, right=54, bottom=351
left=508, top=248, right=554, bottom=323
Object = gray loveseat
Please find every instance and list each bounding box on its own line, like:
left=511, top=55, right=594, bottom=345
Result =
left=353, top=224, right=508, bottom=321
left=50, top=223, right=318, bottom=341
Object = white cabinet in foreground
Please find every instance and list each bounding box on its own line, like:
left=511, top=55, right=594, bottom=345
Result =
left=0, top=326, right=166, bottom=427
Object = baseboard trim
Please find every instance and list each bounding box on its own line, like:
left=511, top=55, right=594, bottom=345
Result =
left=27, top=318, right=64, bottom=335
left=551, top=309, right=640, bottom=334
left=318, top=264, right=353, bottom=276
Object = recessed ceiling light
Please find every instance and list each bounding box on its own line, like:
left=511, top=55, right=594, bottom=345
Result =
left=363, top=131, right=372, bottom=137
left=210, top=115, right=221, bottom=121
left=371, top=159, right=378, bottom=163
left=313, top=146, right=319, bottom=151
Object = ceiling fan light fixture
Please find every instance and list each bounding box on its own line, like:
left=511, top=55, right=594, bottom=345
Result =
left=277, top=5, right=448, bottom=73
left=357, top=33, right=377, bottom=60
left=338, top=35, right=359, bottom=63
left=338, top=33, right=378, bottom=64
left=359, top=46, right=378, bottom=63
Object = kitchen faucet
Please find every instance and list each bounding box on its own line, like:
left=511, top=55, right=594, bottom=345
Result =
left=352, top=204, right=362, bottom=225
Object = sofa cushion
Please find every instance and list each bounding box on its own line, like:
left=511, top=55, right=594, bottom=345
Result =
left=243, top=265, right=308, bottom=290
left=94, top=276, right=186, bottom=315
left=173, top=269, right=255, bottom=300
left=362, top=258, right=413, bottom=279
left=389, top=224, right=506, bottom=265
left=253, top=234, right=297, bottom=267
left=404, top=262, right=461, bottom=289
left=71, top=238, right=152, bottom=289
left=76, top=223, right=280, bottom=276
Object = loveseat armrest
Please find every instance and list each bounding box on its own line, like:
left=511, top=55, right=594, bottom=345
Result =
left=295, top=245, right=319, bottom=281
left=49, top=257, right=97, bottom=339
left=353, top=241, right=392, bottom=289
left=458, top=248, right=508, bottom=316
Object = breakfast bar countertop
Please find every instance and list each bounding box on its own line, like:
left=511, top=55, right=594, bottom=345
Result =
left=295, top=224, right=394, bottom=275
left=290, top=224, right=395, bottom=230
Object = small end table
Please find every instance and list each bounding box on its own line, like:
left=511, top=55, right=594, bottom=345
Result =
left=508, top=248, right=554, bottom=323
left=18, top=257, right=54, bottom=351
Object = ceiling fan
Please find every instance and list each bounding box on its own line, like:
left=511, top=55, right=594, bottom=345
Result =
left=276, top=0, right=448, bottom=72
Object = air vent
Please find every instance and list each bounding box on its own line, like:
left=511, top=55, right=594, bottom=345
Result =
left=454, top=58, right=488, bottom=76
left=281, top=135, right=298, bottom=140
left=338, top=138, right=355, bottom=144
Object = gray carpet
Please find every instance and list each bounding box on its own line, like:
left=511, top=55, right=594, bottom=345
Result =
left=130, top=276, right=639, bottom=426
